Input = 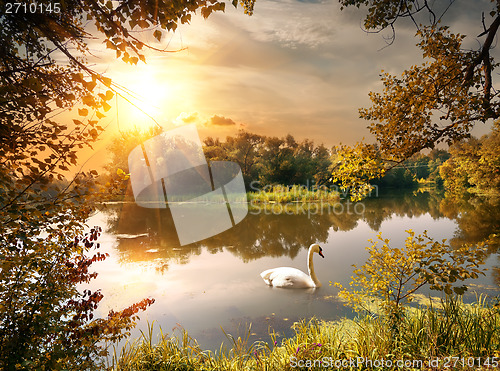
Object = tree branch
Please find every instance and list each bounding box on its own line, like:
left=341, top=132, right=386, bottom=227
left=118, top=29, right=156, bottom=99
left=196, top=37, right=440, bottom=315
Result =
left=463, top=15, right=500, bottom=88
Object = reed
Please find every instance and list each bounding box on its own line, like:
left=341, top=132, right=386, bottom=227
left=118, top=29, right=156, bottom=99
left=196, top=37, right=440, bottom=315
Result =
left=111, top=295, right=500, bottom=370
left=248, top=185, right=339, bottom=204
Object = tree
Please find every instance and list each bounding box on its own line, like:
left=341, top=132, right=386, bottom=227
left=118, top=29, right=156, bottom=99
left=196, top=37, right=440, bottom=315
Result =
left=102, top=125, right=163, bottom=199
left=258, top=134, right=332, bottom=186
left=333, top=2, right=499, bottom=335
left=334, top=0, right=500, bottom=200
left=440, top=122, right=500, bottom=196
left=105, top=129, right=333, bottom=197
left=222, top=130, right=264, bottom=186
left=203, top=131, right=333, bottom=188
left=0, top=226, right=154, bottom=369
left=1, top=0, right=256, bottom=204
left=334, top=230, right=488, bottom=326
left=0, top=0, right=255, bottom=368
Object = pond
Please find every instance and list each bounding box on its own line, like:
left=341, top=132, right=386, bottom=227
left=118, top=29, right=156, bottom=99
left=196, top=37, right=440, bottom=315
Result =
left=84, top=190, right=500, bottom=352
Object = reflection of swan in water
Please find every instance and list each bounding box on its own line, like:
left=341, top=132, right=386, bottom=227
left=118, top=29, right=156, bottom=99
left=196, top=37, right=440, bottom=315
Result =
left=260, top=244, right=324, bottom=288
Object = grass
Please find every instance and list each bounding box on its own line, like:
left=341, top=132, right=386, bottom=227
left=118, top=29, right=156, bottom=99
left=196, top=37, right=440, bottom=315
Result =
left=113, top=185, right=340, bottom=205
left=110, top=295, right=500, bottom=370
left=248, top=185, right=339, bottom=204
left=247, top=185, right=357, bottom=216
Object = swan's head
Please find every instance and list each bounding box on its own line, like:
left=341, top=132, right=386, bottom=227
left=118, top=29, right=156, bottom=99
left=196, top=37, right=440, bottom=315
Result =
left=310, top=243, right=324, bottom=258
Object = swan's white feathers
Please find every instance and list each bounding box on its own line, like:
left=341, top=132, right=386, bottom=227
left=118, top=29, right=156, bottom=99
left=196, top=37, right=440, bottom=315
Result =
left=260, top=244, right=324, bottom=289
left=260, top=267, right=314, bottom=288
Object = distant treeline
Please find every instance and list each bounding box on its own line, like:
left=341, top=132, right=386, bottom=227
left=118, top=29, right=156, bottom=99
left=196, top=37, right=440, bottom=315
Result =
left=203, top=132, right=331, bottom=188
left=372, top=150, right=450, bottom=188
left=104, top=125, right=499, bottom=195
left=202, top=131, right=449, bottom=189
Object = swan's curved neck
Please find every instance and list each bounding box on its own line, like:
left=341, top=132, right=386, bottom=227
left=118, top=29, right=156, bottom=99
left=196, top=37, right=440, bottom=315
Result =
left=307, top=248, right=321, bottom=287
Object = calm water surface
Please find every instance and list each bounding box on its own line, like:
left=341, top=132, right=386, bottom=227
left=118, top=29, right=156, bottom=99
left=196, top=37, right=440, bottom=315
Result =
left=84, top=191, right=500, bottom=351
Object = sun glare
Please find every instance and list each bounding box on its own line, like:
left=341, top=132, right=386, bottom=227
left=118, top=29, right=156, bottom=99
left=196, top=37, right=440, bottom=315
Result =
left=112, top=60, right=200, bottom=131
left=120, top=69, right=172, bottom=127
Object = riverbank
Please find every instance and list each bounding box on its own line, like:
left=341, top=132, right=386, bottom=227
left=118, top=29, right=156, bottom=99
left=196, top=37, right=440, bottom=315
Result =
left=248, top=185, right=340, bottom=203
left=111, top=296, right=500, bottom=370
left=104, top=184, right=341, bottom=204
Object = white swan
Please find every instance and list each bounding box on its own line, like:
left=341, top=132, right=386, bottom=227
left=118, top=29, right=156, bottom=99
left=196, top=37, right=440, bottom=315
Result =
left=260, top=244, right=324, bottom=288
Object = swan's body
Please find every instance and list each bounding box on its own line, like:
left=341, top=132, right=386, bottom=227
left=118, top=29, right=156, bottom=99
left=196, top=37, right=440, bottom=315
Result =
left=260, top=244, right=324, bottom=288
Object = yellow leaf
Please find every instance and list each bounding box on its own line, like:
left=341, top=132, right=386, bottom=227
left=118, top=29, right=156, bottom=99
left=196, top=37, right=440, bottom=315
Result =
left=154, top=30, right=162, bottom=42
left=105, top=90, right=114, bottom=100
left=102, top=102, right=111, bottom=112
left=105, top=40, right=116, bottom=50
left=101, top=77, right=112, bottom=88
left=82, top=95, right=94, bottom=106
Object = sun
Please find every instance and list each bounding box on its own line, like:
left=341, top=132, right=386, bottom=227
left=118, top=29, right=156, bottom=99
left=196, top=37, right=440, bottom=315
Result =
left=112, top=59, right=197, bottom=131
left=119, top=69, right=172, bottom=127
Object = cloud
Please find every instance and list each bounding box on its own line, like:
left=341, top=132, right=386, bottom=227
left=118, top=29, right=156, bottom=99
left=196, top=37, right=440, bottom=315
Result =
left=89, top=0, right=491, bottom=149
left=174, top=112, right=200, bottom=125
left=206, top=115, right=236, bottom=126
left=231, top=0, right=339, bottom=50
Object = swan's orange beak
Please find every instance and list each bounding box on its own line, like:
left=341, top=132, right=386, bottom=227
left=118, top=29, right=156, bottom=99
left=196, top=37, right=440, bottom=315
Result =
left=319, top=250, right=324, bottom=258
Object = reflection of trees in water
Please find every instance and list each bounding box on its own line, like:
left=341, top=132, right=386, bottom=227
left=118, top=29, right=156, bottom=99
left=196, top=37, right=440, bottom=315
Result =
left=101, top=202, right=331, bottom=264
left=440, top=195, right=499, bottom=249
left=101, top=202, right=202, bottom=265
left=439, top=194, right=500, bottom=285
left=202, top=212, right=331, bottom=262
left=100, top=190, right=499, bottom=281
left=361, top=189, right=444, bottom=230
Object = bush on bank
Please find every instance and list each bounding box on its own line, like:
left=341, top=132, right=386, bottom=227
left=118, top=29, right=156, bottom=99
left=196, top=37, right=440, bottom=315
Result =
left=112, top=295, right=500, bottom=370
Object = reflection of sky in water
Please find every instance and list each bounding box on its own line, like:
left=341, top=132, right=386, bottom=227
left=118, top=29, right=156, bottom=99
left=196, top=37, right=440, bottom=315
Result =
left=83, top=202, right=500, bottom=352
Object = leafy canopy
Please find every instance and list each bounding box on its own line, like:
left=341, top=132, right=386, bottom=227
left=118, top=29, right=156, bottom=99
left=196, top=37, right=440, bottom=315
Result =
left=0, top=0, right=254, bottom=368
left=334, top=0, right=500, bottom=200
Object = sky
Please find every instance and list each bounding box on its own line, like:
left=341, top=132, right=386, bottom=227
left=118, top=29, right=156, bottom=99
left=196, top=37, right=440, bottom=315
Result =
left=80, top=0, right=497, bottom=168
